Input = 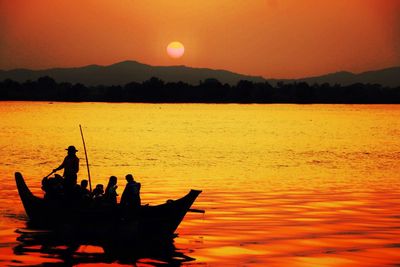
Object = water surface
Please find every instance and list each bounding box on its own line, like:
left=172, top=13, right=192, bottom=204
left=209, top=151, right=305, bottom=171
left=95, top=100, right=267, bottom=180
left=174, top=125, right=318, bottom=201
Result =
left=0, top=102, right=400, bottom=266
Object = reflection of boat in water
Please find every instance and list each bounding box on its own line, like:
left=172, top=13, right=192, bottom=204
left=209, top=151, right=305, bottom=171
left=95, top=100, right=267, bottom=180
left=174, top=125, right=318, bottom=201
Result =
left=14, top=228, right=195, bottom=266
left=15, top=172, right=202, bottom=239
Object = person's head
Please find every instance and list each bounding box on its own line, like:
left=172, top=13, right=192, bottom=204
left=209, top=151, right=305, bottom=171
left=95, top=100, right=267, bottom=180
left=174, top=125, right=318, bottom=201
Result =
left=81, top=179, right=88, bottom=189
left=66, top=145, right=78, bottom=156
left=109, top=176, right=117, bottom=186
left=125, top=174, right=134, bottom=182
left=94, top=184, right=104, bottom=194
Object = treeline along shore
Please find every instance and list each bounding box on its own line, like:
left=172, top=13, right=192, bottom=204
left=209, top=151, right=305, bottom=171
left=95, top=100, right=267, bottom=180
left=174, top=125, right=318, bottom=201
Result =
left=1, top=76, right=399, bottom=103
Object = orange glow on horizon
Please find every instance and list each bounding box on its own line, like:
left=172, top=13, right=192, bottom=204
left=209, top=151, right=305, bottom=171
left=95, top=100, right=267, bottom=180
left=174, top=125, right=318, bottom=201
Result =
left=0, top=0, right=399, bottom=78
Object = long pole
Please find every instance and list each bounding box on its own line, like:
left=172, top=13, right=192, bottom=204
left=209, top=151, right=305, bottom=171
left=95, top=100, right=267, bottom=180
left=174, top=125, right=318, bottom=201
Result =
left=79, top=125, right=92, bottom=192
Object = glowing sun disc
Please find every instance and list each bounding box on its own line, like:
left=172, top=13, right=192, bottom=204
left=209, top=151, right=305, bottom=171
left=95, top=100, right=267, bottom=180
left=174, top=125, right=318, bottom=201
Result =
left=167, top=41, right=185, bottom=58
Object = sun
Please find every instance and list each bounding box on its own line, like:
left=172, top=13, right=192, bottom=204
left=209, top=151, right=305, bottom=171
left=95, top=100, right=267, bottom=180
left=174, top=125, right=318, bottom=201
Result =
left=167, top=41, right=185, bottom=59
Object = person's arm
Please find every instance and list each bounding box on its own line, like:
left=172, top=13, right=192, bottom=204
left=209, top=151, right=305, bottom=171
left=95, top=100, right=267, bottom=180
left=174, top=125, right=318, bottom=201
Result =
left=53, top=157, right=66, bottom=172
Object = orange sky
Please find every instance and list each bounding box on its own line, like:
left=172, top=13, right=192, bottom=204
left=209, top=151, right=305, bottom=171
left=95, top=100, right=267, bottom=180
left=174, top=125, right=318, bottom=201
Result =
left=0, top=0, right=399, bottom=78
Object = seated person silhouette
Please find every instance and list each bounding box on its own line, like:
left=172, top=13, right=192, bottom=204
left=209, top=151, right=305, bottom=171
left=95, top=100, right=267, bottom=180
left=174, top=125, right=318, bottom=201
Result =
left=120, top=174, right=141, bottom=210
left=79, top=179, right=91, bottom=202
left=104, top=176, right=118, bottom=205
left=41, top=174, right=64, bottom=200
left=92, top=184, right=104, bottom=200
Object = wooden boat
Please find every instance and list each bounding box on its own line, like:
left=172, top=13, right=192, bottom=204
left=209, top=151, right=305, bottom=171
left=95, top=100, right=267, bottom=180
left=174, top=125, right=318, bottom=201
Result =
left=15, top=172, right=202, bottom=239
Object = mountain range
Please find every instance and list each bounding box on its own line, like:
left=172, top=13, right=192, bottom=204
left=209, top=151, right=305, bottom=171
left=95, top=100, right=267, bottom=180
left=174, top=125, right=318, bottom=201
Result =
left=271, top=67, right=400, bottom=88
left=0, top=61, right=399, bottom=87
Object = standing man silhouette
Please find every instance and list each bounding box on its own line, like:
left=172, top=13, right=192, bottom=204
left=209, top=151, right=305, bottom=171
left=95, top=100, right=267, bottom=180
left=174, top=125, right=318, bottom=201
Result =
left=53, top=145, right=79, bottom=188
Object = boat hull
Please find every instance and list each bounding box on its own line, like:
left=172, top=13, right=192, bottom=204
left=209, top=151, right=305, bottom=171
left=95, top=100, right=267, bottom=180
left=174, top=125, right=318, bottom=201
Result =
left=15, top=172, right=201, bottom=238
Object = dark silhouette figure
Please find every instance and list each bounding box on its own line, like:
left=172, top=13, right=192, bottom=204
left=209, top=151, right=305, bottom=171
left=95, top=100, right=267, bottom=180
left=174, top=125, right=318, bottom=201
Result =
left=53, top=146, right=79, bottom=188
left=104, top=176, right=118, bottom=205
left=41, top=174, right=64, bottom=200
left=93, top=184, right=104, bottom=200
left=120, top=174, right=141, bottom=209
left=79, top=179, right=91, bottom=202
left=80, top=179, right=90, bottom=193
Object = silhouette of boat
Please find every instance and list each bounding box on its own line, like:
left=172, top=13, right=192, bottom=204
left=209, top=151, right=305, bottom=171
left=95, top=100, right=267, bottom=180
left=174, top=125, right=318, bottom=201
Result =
left=15, top=172, right=202, bottom=239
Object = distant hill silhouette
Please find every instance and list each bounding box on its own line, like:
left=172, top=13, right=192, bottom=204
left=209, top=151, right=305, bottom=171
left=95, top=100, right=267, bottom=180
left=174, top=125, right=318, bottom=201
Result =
left=269, top=67, right=400, bottom=88
left=0, top=61, right=265, bottom=86
left=0, top=61, right=399, bottom=87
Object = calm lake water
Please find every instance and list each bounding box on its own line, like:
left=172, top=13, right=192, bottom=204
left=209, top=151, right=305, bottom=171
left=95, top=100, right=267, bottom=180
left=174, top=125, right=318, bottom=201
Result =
left=1, top=102, right=400, bottom=266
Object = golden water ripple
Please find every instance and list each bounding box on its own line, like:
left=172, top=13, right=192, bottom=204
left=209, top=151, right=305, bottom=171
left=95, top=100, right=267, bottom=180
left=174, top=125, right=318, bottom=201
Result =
left=0, top=103, right=400, bottom=266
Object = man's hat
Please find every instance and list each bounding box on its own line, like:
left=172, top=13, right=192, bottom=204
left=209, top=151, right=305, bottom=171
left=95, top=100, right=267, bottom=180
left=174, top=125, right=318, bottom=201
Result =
left=66, top=145, right=78, bottom=152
